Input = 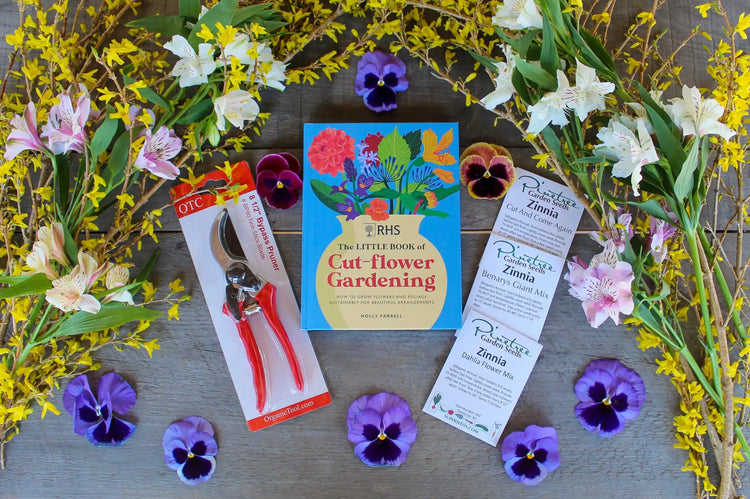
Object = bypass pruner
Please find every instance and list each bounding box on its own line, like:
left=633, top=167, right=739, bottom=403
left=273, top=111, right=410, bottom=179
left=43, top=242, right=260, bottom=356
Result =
left=210, top=209, right=304, bottom=413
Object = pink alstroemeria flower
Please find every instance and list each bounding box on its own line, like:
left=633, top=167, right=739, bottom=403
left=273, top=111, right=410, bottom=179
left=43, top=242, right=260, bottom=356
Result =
left=565, top=243, right=635, bottom=328
left=41, top=90, right=94, bottom=155
left=133, top=126, right=182, bottom=179
left=45, top=272, right=101, bottom=314
left=76, top=251, right=112, bottom=289
left=4, top=101, right=50, bottom=160
left=648, top=213, right=678, bottom=264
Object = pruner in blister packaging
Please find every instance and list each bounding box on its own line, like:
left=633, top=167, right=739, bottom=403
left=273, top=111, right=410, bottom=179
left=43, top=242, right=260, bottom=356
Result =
left=210, top=209, right=304, bottom=414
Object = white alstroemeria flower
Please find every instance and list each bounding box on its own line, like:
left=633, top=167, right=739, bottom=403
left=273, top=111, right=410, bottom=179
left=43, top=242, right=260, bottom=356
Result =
left=619, top=104, right=654, bottom=134
left=213, top=89, right=260, bottom=131
left=666, top=85, right=735, bottom=141
left=220, top=33, right=253, bottom=66
left=45, top=271, right=101, bottom=314
left=37, top=222, right=69, bottom=265
left=481, top=45, right=516, bottom=110
left=563, top=60, right=615, bottom=121
left=244, top=42, right=287, bottom=91
left=25, top=243, right=57, bottom=279
left=163, top=35, right=216, bottom=87
left=492, top=0, right=543, bottom=30
left=527, top=70, right=572, bottom=136
left=258, top=60, right=288, bottom=91
left=104, top=265, right=134, bottom=305
left=594, top=119, right=658, bottom=196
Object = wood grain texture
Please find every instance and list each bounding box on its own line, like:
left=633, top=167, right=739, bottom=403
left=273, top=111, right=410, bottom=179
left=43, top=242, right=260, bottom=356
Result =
left=0, top=0, right=748, bottom=497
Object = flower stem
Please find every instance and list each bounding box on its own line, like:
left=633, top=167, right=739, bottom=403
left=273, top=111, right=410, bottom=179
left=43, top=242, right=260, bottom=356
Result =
left=697, top=227, right=747, bottom=340
left=685, top=230, right=722, bottom=396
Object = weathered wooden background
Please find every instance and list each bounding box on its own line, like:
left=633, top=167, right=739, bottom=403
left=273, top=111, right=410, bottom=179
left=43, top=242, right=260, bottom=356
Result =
left=1, top=0, right=748, bottom=497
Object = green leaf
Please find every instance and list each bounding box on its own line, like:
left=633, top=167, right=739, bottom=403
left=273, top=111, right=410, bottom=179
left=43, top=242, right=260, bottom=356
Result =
left=140, top=87, right=174, bottom=112
left=51, top=303, right=162, bottom=339
left=126, top=15, right=188, bottom=38
left=311, top=179, right=347, bottom=213
left=511, top=68, right=532, bottom=104
left=572, top=156, right=608, bottom=165
left=399, top=192, right=420, bottom=212
left=624, top=198, right=676, bottom=224
left=642, top=281, right=671, bottom=302
left=369, top=187, right=400, bottom=199
left=403, top=130, right=422, bottom=160
left=61, top=222, right=78, bottom=265
left=0, top=273, right=52, bottom=299
left=642, top=101, right=686, bottom=175
left=176, top=98, right=213, bottom=125
left=537, top=0, right=564, bottom=30
left=498, top=29, right=540, bottom=60
left=540, top=13, right=560, bottom=75
left=674, top=138, right=700, bottom=201
left=188, top=0, right=237, bottom=47
left=91, top=115, right=120, bottom=161
left=53, top=154, right=70, bottom=214
left=179, top=0, right=201, bottom=18
left=467, top=49, right=500, bottom=72
left=431, top=184, right=460, bottom=201
left=515, top=59, right=556, bottom=91
left=580, top=28, right=616, bottom=72
left=377, top=127, right=411, bottom=178
left=232, top=3, right=273, bottom=25
left=103, top=132, right=131, bottom=194
left=122, top=73, right=173, bottom=112
left=420, top=208, right=450, bottom=218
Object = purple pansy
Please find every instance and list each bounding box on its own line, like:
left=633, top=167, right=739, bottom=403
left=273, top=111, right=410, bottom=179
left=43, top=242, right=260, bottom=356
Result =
left=162, top=416, right=218, bottom=485
left=346, top=392, right=417, bottom=467
left=501, top=425, right=560, bottom=486
left=354, top=50, right=409, bottom=113
left=337, top=198, right=359, bottom=220
left=256, top=152, right=303, bottom=210
left=62, top=372, right=137, bottom=447
left=574, top=358, right=646, bottom=437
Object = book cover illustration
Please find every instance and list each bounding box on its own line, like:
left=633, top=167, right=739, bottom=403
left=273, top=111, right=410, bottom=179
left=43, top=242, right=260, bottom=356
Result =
left=301, top=122, right=462, bottom=330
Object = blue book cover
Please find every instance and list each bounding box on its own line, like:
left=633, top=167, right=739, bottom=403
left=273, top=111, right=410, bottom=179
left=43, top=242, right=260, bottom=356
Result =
left=301, top=122, right=462, bottom=330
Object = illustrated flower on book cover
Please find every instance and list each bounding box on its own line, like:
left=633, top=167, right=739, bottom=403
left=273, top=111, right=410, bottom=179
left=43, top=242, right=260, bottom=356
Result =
left=307, top=126, right=459, bottom=219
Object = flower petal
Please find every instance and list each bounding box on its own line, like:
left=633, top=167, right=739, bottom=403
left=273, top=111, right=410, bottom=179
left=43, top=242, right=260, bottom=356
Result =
left=96, top=372, right=136, bottom=415
left=256, top=153, right=291, bottom=175
left=364, top=86, right=398, bottom=113
left=86, top=416, right=136, bottom=446
left=347, top=408, right=382, bottom=444
left=575, top=401, right=625, bottom=436
left=178, top=455, right=216, bottom=485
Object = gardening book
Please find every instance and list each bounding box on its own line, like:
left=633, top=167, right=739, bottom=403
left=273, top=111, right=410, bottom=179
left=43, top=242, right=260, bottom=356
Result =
left=301, top=123, right=462, bottom=330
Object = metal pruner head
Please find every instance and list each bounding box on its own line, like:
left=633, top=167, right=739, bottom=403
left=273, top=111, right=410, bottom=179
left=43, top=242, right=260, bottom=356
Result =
left=210, top=210, right=264, bottom=319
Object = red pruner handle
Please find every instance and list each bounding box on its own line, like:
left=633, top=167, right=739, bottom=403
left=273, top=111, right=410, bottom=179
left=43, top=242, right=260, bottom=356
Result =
left=256, top=283, right=305, bottom=391
left=222, top=303, right=267, bottom=414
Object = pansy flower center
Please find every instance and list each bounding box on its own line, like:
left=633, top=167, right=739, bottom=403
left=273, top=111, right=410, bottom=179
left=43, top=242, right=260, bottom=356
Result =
left=603, top=397, right=612, bottom=406
left=378, top=432, right=387, bottom=441
left=526, top=451, right=535, bottom=460
left=377, top=79, right=385, bottom=86
left=276, top=181, right=284, bottom=189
